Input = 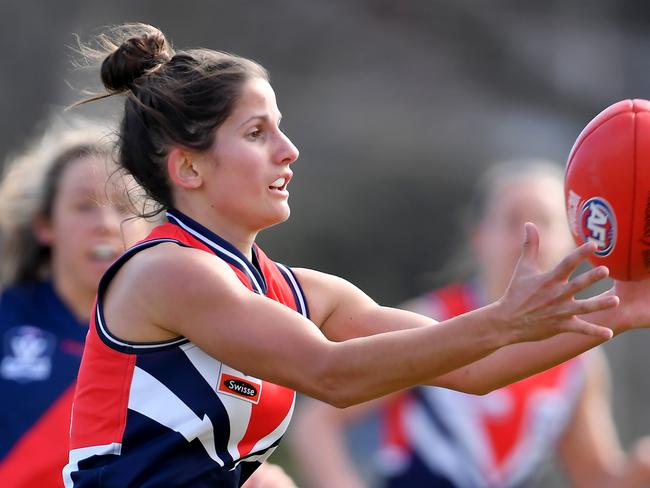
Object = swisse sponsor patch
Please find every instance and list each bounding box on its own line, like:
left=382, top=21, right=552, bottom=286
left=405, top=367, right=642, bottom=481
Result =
left=218, top=373, right=262, bottom=403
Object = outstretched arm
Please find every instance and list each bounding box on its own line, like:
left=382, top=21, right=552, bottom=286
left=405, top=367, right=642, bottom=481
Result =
left=436, top=278, right=650, bottom=394
left=297, top=271, right=613, bottom=395
left=295, top=225, right=629, bottom=395
left=107, top=225, right=614, bottom=407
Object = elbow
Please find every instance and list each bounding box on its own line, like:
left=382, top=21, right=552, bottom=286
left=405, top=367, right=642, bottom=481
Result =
left=437, top=373, right=497, bottom=396
left=309, top=371, right=356, bottom=409
left=444, top=381, right=491, bottom=396
left=465, top=383, right=496, bottom=396
left=304, top=347, right=358, bottom=409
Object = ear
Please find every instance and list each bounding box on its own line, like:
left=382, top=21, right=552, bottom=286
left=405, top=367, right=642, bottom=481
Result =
left=32, top=216, right=55, bottom=246
left=167, top=147, right=203, bottom=190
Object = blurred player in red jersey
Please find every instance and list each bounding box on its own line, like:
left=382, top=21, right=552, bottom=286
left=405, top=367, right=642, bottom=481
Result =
left=0, top=118, right=152, bottom=487
left=64, top=24, right=650, bottom=487
left=289, top=160, right=650, bottom=488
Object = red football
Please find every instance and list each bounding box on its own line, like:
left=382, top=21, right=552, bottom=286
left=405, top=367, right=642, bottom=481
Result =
left=565, top=98, right=650, bottom=281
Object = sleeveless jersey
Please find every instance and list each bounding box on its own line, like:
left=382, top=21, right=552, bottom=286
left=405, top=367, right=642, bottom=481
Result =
left=378, top=282, right=585, bottom=488
left=0, top=281, right=86, bottom=488
left=64, top=209, right=309, bottom=487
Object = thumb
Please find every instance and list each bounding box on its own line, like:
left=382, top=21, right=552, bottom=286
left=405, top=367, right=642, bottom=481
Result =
left=521, top=222, right=540, bottom=263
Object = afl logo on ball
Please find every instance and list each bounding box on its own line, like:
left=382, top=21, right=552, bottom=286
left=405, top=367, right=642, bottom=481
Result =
left=580, top=197, right=616, bottom=256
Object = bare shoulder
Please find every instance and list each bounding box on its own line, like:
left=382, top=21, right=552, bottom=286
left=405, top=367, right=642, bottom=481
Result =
left=115, top=243, right=237, bottom=300
left=103, top=243, right=241, bottom=342
left=292, top=267, right=346, bottom=290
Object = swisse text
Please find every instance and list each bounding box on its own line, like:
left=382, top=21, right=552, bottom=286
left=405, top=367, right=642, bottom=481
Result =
left=225, top=379, right=257, bottom=397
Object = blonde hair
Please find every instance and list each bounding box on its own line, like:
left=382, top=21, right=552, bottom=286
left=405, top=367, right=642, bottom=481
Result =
left=0, top=116, right=116, bottom=287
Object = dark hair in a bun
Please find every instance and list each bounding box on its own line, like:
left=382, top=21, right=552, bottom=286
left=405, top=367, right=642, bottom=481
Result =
left=74, top=23, right=268, bottom=217
left=101, top=26, right=172, bottom=93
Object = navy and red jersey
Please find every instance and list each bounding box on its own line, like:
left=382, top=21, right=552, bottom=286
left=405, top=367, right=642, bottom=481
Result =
left=64, top=209, right=309, bottom=487
left=0, top=281, right=87, bottom=487
left=378, top=282, right=585, bottom=488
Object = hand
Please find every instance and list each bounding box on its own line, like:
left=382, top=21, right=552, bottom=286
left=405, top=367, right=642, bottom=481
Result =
left=612, top=278, right=650, bottom=332
left=495, top=223, right=618, bottom=343
left=242, top=463, right=298, bottom=488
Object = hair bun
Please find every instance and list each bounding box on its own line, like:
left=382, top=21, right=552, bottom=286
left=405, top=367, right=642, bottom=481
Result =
left=101, top=27, right=172, bottom=93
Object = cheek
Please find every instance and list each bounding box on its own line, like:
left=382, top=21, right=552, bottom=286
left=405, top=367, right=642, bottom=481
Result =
left=211, top=148, right=264, bottom=196
left=49, top=208, right=92, bottom=254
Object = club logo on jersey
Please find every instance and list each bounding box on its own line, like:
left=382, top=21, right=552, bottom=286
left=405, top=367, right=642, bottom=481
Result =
left=218, top=372, right=262, bottom=404
left=1, top=325, right=56, bottom=382
left=580, top=197, right=616, bottom=256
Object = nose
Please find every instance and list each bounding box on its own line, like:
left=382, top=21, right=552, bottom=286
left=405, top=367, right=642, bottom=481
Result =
left=95, top=204, right=122, bottom=235
left=277, top=130, right=299, bottom=166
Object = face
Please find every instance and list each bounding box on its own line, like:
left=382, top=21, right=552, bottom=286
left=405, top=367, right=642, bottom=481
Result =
left=194, top=77, right=299, bottom=232
left=36, top=155, right=151, bottom=296
left=473, top=173, right=575, bottom=298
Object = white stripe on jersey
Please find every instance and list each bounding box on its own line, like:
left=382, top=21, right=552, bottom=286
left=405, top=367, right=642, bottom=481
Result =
left=274, top=263, right=307, bottom=317
left=181, top=344, right=253, bottom=462
left=403, top=392, right=484, bottom=487
left=399, top=364, right=584, bottom=488
left=63, top=442, right=122, bottom=487
left=128, top=366, right=224, bottom=466
left=238, top=446, right=278, bottom=466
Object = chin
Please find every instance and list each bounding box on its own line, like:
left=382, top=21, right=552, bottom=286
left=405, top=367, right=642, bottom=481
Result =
left=257, top=208, right=290, bottom=231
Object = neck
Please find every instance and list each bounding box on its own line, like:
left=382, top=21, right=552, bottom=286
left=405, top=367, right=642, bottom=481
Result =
left=51, top=269, right=94, bottom=324
left=173, top=203, right=258, bottom=261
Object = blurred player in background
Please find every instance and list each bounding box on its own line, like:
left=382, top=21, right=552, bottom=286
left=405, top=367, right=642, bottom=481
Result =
left=0, top=118, right=152, bottom=487
left=289, top=160, right=650, bottom=488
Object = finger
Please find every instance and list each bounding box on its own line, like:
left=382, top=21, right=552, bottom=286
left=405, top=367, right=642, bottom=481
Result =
left=520, top=222, right=540, bottom=263
left=560, top=318, right=613, bottom=340
left=549, top=241, right=598, bottom=281
left=564, top=294, right=619, bottom=316
left=556, top=265, right=609, bottom=302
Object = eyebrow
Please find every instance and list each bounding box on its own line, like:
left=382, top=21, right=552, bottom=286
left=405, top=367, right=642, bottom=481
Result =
left=238, top=112, right=283, bottom=129
left=67, top=186, right=98, bottom=196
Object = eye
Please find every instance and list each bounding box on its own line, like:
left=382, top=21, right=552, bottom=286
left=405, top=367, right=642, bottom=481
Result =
left=112, top=201, right=133, bottom=215
left=247, top=127, right=263, bottom=140
left=73, top=199, right=99, bottom=213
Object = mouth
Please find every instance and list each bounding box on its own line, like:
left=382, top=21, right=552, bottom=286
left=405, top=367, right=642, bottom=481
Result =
left=89, top=243, right=120, bottom=263
left=269, top=175, right=291, bottom=193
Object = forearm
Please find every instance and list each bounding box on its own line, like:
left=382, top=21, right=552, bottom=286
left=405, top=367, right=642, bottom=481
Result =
left=320, top=304, right=507, bottom=406
left=434, top=332, right=604, bottom=394
left=434, top=303, right=623, bottom=394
